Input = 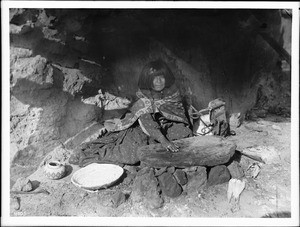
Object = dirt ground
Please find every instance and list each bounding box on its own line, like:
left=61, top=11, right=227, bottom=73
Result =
left=10, top=115, right=292, bottom=218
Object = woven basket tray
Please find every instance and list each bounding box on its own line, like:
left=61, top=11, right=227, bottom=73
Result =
left=71, top=163, right=124, bottom=191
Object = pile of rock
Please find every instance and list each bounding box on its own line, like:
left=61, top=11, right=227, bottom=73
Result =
left=130, top=161, right=244, bottom=209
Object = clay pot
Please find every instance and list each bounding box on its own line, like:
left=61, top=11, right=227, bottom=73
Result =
left=44, top=161, right=66, bottom=180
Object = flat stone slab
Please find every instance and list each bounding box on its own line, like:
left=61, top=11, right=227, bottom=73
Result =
left=138, top=136, right=236, bottom=168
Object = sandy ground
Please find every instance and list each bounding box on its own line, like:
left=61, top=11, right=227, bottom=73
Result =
left=9, top=115, right=292, bottom=218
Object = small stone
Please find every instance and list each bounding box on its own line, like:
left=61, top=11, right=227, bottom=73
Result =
left=183, top=166, right=198, bottom=172
left=207, top=165, right=231, bottom=186
left=229, top=112, right=242, bottom=128
left=227, top=161, right=244, bottom=179
left=158, top=172, right=182, bottom=198
left=11, top=196, right=20, bottom=210
left=111, top=191, right=126, bottom=208
left=173, top=169, right=188, bottom=186
left=196, top=166, right=207, bottom=174
left=154, top=167, right=167, bottom=177
left=272, top=125, right=282, bottom=131
left=12, top=177, right=33, bottom=192
left=167, top=166, right=175, bottom=174
left=123, top=173, right=136, bottom=185
left=123, top=165, right=138, bottom=174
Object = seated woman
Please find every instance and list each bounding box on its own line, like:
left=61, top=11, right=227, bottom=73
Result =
left=70, top=59, right=192, bottom=167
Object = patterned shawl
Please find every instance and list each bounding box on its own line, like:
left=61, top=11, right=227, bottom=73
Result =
left=110, top=84, right=189, bottom=132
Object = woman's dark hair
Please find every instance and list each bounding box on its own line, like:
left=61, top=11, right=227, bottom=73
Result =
left=138, top=59, right=175, bottom=90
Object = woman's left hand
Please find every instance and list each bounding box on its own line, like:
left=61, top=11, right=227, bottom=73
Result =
left=163, top=141, right=180, bottom=153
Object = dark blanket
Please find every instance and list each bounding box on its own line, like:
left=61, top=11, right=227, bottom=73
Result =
left=70, top=125, right=148, bottom=167
left=69, top=122, right=192, bottom=167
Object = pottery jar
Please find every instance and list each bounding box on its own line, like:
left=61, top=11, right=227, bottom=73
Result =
left=44, top=161, right=66, bottom=180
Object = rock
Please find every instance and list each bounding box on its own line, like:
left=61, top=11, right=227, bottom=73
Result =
left=229, top=112, right=243, bottom=128
left=38, top=9, right=56, bottom=27
left=123, top=173, right=136, bottom=185
left=10, top=48, right=32, bottom=63
left=186, top=166, right=207, bottom=193
left=246, top=163, right=261, bottom=179
left=10, top=23, right=32, bottom=35
left=196, top=166, right=207, bottom=174
left=158, top=172, right=182, bottom=198
left=9, top=8, right=25, bottom=21
left=131, top=168, right=163, bottom=209
left=154, top=167, right=167, bottom=177
left=111, top=191, right=126, bottom=208
left=11, top=55, right=53, bottom=90
left=207, top=165, right=231, bottom=186
left=167, top=166, right=175, bottom=174
left=183, top=166, right=198, bottom=172
left=123, top=165, right=138, bottom=174
left=12, top=177, right=33, bottom=192
left=272, top=125, right=282, bottom=131
left=173, top=169, right=188, bottom=186
left=11, top=196, right=20, bottom=210
left=52, top=64, right=91, bottom=96
left=242, top=146, right=281, bottom=164
left=227, top=161, right=244, bottom=179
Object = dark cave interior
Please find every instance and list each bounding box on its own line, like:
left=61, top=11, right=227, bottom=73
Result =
left=10, top=9, right=291, bottom=101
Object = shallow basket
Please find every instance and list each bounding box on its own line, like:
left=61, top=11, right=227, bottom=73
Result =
left=71, top=163, right=124, bottom=191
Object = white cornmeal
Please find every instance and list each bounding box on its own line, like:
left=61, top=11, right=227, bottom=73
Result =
left=71, top=163, right=124, bottom=188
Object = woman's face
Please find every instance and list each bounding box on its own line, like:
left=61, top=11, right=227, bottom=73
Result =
left=152, top=75, right=165, bottom=91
